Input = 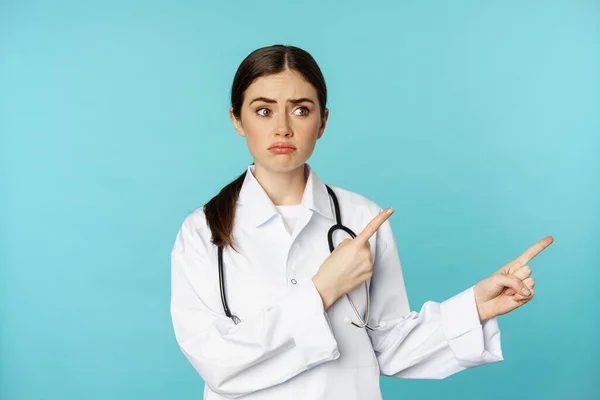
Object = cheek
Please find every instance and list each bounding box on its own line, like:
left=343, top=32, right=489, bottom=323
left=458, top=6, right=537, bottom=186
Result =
left=240, top=115, right=265, bottom=138
left=292, top=115, right=320, bottom=132
left=241, top=122, right=269, bottom=155
left=302, top=137, right=318, bottom=156
left=246, top=125, right=268, bottom=141
left=297, top=121, right=321, bottom=144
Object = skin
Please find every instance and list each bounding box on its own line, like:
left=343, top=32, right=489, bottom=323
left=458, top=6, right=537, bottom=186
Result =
left=230, top=69, right=328, bottom=206
left=229, top=68, right=554, bottom=321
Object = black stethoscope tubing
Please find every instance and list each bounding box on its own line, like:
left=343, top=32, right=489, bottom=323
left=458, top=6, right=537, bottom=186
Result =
left=218, top=185, right=378, bottom=329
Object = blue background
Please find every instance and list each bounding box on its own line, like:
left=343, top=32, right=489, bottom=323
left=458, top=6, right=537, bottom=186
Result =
left=1, top=1, right=598, bottom=399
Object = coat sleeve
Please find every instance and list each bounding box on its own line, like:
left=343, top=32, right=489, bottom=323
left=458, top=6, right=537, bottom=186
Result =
left=170, top=215, right=340, bottom=399
left=366, top=211, right=504, bottom=379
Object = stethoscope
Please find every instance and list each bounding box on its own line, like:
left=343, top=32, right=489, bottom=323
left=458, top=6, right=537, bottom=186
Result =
left=218, top=185, right=384, bottom=330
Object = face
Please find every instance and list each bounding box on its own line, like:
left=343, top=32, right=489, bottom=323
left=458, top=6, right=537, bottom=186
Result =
left=230, top=69, right=328, bottom=174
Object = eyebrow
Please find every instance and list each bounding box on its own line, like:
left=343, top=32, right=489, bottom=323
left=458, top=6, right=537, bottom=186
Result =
left=249, top=97, right=315, bottom=105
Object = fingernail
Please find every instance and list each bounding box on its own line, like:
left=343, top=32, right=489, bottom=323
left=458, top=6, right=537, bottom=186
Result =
left=521, top=287, right=531, bottom=296
left=386, top=209, right=393, bottom=215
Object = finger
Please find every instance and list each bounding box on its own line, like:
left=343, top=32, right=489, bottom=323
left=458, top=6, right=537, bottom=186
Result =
left=523, top=277, right=535, bottom=289
left=514, top=236, right=554, bottom=267
left=505, top=277, right=535, bottom=296
left=355, top=208, right=394, bottom=244
left=494, top=274, right=532, bottom=297
left=513, top=287, right=535, bottom=302
left=513, top=265, right=532, bottom=281
left=499, top=265, right=531, bottom=292
left=364, top=239, right=371, bottom=251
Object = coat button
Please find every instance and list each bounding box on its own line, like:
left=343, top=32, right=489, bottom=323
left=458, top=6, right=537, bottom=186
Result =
left=291, top=278, right=297, bottom=284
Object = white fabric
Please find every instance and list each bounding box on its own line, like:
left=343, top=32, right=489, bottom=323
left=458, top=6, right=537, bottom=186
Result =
left=170, top=164, right=504, bottom=400
left=275, top=204, right=303, bottom=235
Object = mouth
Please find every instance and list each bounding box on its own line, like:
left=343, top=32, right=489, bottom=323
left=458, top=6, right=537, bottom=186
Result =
left=268, top=143, right=297, bottom=154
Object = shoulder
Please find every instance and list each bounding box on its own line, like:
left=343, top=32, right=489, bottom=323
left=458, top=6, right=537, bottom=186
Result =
left=183, top=206, right=209, bottom=229
left=171, top=206, right=214, bottom=254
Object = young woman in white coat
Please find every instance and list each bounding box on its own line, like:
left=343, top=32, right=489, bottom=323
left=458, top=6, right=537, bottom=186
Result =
left=170, top=44, right=554, bottom=400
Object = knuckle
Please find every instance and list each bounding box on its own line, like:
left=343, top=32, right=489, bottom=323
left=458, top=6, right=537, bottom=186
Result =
left=358, top=247, right=370, bottom=259
left=360, top=260, right=373, bottom=273
left=351, top=237, right=364, bottom=246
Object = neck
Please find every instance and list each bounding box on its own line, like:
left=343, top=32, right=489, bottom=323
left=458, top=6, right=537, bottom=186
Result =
left=253, top=163, right=307, bottom=206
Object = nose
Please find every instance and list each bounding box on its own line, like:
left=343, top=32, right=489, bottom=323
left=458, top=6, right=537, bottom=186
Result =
left=274, top=112, right=293, bottom=137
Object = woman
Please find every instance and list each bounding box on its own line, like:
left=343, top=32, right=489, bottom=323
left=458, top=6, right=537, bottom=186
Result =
left=170, top=44, right=553, bottom=400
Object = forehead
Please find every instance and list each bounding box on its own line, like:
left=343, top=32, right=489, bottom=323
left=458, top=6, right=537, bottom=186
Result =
left=244, top=69, right=317, bottom=101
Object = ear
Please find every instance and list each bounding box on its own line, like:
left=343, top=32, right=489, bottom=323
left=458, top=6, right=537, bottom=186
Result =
left=317, top=108, right=329, bottom=140
left=229, top=107, right=246, bottom=137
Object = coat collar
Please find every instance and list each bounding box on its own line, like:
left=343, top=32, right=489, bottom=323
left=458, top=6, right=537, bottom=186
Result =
left=237, top=163, right=334, bottom=227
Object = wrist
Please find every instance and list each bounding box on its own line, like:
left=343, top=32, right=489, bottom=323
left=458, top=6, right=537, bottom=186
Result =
left=475, top=300, right=492, bottom=322
left=473, top=284, right=488, bottom=322
left=312, top=276, right=337, bottom=311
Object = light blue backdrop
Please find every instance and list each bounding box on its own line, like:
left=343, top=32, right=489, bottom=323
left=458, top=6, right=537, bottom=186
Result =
left=1, top=1, right=598, bottom=399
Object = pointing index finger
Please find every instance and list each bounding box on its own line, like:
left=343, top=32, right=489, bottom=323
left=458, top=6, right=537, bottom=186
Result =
left=355, top=208, right=394, bottom=244
left=515, top=236, right=554, bottom=266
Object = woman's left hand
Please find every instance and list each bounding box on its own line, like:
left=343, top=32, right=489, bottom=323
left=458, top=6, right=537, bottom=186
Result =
left=473, top=236, right=554, bottom=322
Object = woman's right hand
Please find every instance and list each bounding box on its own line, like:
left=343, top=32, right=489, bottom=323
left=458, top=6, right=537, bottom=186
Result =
left=312, top=208, right=394, bottom=310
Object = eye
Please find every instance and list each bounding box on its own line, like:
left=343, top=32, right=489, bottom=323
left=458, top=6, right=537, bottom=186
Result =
left=257, top=108, right=271, bottom=117
left=294, top=107, right=309, bottom=116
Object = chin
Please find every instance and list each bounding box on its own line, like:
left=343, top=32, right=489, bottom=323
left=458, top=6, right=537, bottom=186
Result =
left=258, top=155, right=308, bottom=174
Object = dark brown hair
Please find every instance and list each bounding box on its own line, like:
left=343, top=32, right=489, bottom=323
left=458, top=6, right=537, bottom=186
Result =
left=203, top=44, right=327, bottom=250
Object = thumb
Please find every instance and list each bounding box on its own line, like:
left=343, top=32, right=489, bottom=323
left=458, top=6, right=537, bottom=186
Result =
left=493, top=274, right=532, bottom=297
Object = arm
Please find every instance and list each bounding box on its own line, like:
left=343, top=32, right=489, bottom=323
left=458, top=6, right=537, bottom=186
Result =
left=170, top=215, right=339, bottom=398
left=366, top=212, right=503, bottom=379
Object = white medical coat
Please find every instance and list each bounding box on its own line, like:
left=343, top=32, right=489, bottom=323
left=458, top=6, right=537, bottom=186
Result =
left=170, top=164, right=504, bottom=400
